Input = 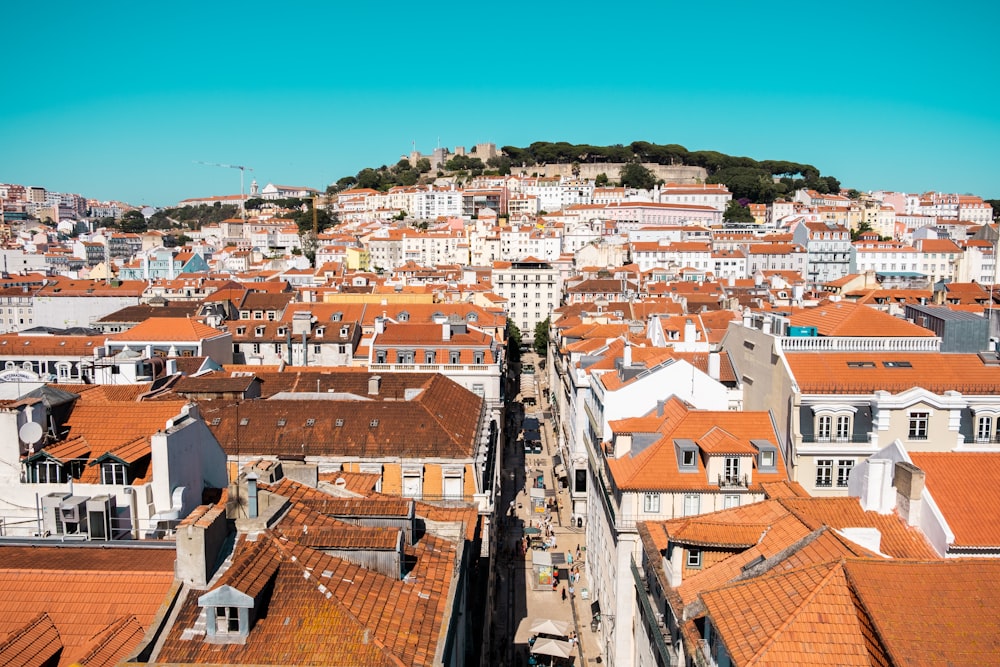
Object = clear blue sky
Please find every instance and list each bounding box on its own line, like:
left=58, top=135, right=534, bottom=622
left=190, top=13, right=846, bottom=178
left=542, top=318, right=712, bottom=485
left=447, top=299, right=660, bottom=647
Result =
left=2, top=1, right=998, bottom=207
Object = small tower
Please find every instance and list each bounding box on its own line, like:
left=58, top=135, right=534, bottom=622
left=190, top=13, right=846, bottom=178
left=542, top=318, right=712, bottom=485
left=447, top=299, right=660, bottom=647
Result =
left=250, top=179, right=259, bottom=197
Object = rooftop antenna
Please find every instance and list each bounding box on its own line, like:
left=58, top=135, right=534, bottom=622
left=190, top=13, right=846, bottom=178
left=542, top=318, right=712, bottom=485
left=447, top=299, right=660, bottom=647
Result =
left=194, top=161, right=255, bottom=221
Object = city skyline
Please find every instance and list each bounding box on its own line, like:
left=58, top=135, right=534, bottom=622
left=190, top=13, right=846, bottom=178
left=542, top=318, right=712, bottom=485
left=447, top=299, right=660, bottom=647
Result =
left=2, top=0, right=998, bottom=206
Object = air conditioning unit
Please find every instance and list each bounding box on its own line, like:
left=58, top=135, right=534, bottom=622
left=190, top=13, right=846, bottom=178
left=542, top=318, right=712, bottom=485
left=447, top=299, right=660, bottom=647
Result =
left=87, top=495, right=117, bottom=541
left=59, top=496, right=89, bottom=532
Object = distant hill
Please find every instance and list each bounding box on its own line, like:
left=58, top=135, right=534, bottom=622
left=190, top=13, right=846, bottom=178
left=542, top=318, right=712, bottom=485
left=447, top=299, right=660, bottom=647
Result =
left=500, top=141, right=841, bottom=203
left=328, top=141, right=841, bottom=204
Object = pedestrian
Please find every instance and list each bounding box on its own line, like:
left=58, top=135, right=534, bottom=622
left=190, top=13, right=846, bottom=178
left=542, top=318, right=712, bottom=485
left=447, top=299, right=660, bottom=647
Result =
left=569, top=584, right=574, bottom=599
left=561, top=586, right=567, bottom=601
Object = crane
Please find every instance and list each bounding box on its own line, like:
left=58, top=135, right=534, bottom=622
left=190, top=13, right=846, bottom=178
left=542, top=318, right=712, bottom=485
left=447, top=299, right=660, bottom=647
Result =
left=195, top=161, right=255, bottom=219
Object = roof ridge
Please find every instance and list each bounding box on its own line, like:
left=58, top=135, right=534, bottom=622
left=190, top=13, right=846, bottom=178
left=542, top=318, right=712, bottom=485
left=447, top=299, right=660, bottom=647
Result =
left=744, top=560, right=846, bottom=666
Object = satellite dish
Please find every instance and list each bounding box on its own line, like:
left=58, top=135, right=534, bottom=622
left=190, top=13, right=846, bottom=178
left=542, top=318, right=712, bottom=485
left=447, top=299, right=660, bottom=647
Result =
left=19, top=422, right=43, bottom=446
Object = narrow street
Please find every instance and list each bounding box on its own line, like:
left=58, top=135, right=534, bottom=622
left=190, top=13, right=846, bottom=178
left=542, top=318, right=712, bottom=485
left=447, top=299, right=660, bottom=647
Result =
left=490, top=350, right=602, bottom=666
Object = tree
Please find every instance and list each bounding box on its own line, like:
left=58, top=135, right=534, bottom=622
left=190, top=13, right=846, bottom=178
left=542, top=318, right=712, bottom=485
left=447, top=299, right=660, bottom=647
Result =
left=533, top=317, right=550, bottom=357
left=619, top=162, right=656, bottom=190
left=723, top=199, right=754, bottom=223
left=416, top=158, right=432, bottom=173
left=595, top=173, right=609, bottom=187
left=507, top=321, right=522, bottom=363
left=119, top=210, right=147, bottom=233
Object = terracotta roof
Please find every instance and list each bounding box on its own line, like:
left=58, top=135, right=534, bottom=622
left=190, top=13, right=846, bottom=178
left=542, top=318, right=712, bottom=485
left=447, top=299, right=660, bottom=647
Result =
left=786, top=352, right=1000, bottom=394
left=156, top=523, right=457, bottom=666
left=0, top=612, right=62, bottom=667
left=700, top=560, right=879, bottom=666
left=780, top=497, right=937, bottom=559
left=844, top=559, right=1000, bottom=665
left=909, top=452, right=1000, bottom=549
left=108, top=317, right=225, bottom=342
left=607, top=401, right=786, bottom=491
left=75, top=615, right=146, bottom=667
left=0, top=545, right=175, bottom=667
left=788, top=301, right=934, bottom=337
left=202, top=374, right=481, bottom=459
left=62, top=401, right=186, bottom=454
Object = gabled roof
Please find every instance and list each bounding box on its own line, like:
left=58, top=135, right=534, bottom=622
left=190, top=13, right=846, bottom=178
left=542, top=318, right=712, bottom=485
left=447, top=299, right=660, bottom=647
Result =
left=0, top=546, right=175, bottom=667
left=788, top=301, right=934, bottom=337
left=909, top=452, right=1000, bottom=549
left=700, top=560, right=878, bottom=666
left=606, top=400, right=786, bottom=491
left=108, top=317, right=226, bottom=342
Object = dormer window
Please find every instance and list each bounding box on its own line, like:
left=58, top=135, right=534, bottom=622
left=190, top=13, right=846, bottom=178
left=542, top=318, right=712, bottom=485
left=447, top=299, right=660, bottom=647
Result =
left=255, top=326, right=264, bottom=336
left=277, top=327, right=287, bottom=337
left=676, top=439, right=698, bottom=471
left=101, top=461, right=127, bottom=485
left=752, top=440, right=778, bottom=473
left=398, top=311, right=410, bottom=322
left=340, top=326, right=349, bottom=338
left=315, top=327, right=325, bottom=338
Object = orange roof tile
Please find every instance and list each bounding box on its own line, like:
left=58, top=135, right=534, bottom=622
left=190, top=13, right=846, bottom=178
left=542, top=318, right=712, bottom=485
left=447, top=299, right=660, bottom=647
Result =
left=109, top=317, right=225, bottom=342
left=788, top=301, right=934, bottom=337
left=786, top=352, right=1000, bottom=394
left=909, top=452, right=1000, bottom=549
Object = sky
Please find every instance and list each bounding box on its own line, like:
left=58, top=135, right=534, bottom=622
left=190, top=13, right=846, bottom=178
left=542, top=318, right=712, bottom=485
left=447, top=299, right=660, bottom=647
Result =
left=2, top=1, right=999, bottom=207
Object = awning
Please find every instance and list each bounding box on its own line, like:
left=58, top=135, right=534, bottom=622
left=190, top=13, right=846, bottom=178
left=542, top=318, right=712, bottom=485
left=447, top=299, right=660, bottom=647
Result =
left=531, top=638, right=573, bottom=658
left=529, top=618, right=570, bottom=637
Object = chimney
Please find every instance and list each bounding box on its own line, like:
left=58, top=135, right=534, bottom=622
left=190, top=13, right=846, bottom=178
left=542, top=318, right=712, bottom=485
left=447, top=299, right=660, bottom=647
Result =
left=684, top=318, right=696, bottom=343
left=893, top=461, right=925, bottom=527
left=368, top=375, right=382, bottom=396
left=623, top=342, right=632, bottom=367
left=166, top=358, right=178, bottom=375
left=442, top=322, right=451, bottom=341
left=247, top=471, right=259, bottom=519
left=708, top=352, right=720, bottom=381
left=374, top=317, right=385, bottom=335
left=656, top=399, right=665, bottom=417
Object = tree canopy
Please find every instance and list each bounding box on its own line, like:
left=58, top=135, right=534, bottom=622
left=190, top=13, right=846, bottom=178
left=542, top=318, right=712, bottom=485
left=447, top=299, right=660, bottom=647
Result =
left=533, top=317, right=550, bottom=357
left=619, top=162, right=658, bottom=189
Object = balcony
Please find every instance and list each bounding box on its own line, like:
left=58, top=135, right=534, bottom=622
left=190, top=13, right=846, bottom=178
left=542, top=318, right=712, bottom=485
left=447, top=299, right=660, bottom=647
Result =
left=801, top=434, right=869, bottom=444
left=717, top=474, right=749, bottom=489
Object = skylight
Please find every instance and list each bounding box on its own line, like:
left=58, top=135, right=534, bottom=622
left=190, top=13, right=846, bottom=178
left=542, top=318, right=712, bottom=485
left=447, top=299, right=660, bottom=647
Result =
left=847, top=361, right=876, bottom=368
left=883, top=360, right=912, bottom=368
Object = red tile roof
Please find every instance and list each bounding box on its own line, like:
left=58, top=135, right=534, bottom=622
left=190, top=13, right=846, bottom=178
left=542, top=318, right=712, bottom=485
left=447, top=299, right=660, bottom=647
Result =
left=788, top=301, right=934, bottom=337
left=0, top=546, right=176, bottom=667
left=909, top=452, right=1000, bottom=549
left=786, top=352, right=1000, bottom=394
left=109, top=317, right=226, bottom=342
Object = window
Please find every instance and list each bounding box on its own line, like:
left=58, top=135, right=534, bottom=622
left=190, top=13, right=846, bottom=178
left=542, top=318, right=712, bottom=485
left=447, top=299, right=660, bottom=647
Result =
left=686, top=549, right=702, bottom=568
left=908, top=412, right=929, bottom=440
left=450, top=351, right=461, bottom=364
left=425, top=351, right=436, bottom=363
left=251, top=343, right=260, bottom=355
left=472, top=383, right=484, bottom=397
left=643, top=493, right=660, bottom=513
left=977, top=416, right=994, bottom=443
left=32, top=460, right=63, bottom=483
left=215, top=606, right=241, bottom=634
left=101, top=461, right=127, bottom=485
left=683, top=494, right=700, bottom=516
left=817, top=415, right=832, bottom=441
left=473, top=351, right=484, bottom=364
left=759, top=450, right=775, bottom=469
left=723, top=457, right=740, bottom=484
left=816, top=459, right=833, bottom=487
left=313, top=345, right=321, bottom=354
left=724, top=494, right=739, bottom=509
left=376, top=351, right=386, bottom=364
left=836, top=459, right=854, bottom=487
left=835, top=415, right=851, bottom=441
